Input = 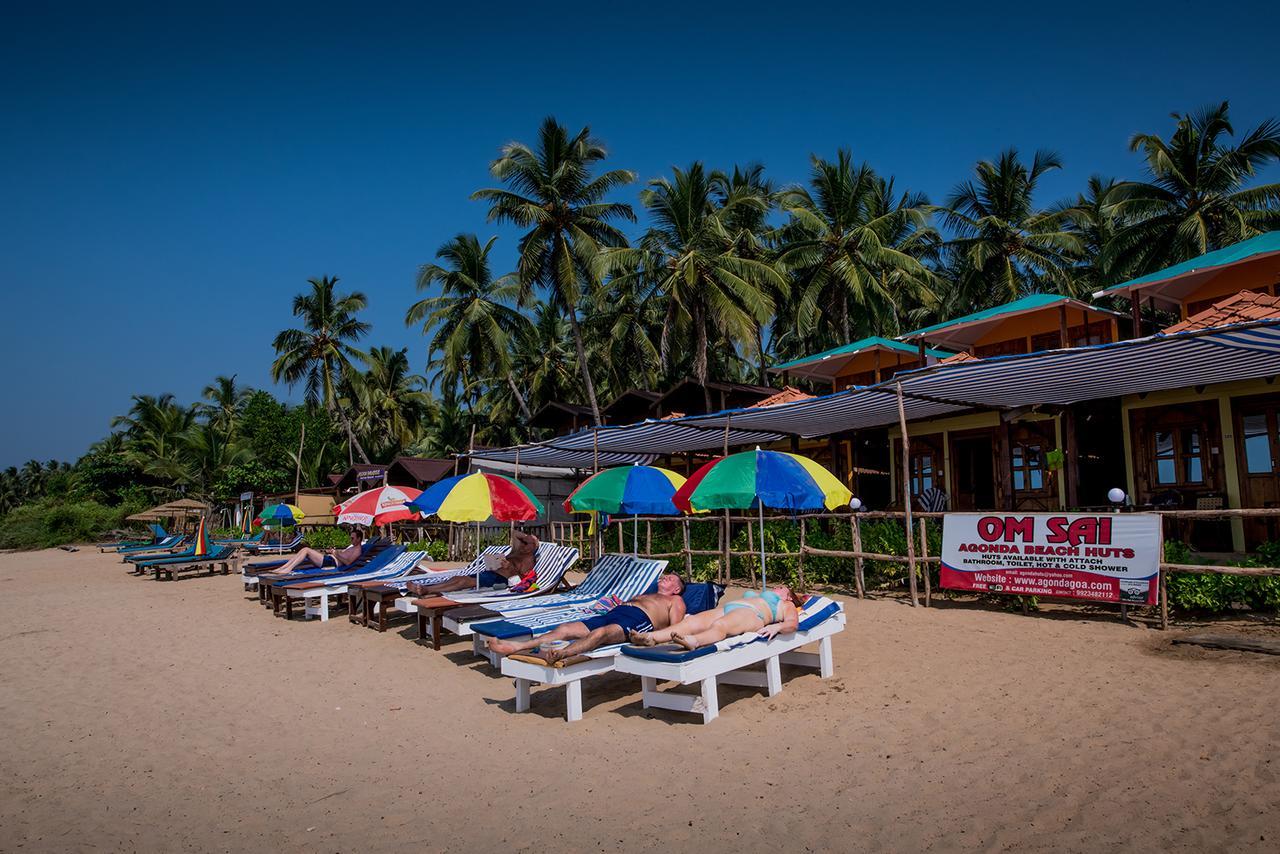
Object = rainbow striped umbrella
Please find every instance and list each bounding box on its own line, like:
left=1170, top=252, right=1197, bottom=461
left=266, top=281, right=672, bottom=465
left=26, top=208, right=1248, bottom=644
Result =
left=674, top=447, right=851, bottom=587
left=408, top=472, right=542, bottom=523
left=564, top=464, right=687, bottom=554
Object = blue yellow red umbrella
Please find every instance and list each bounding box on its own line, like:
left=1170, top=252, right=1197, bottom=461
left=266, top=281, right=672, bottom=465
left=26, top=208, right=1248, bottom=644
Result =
left=408, top=472, right=543, bottom=523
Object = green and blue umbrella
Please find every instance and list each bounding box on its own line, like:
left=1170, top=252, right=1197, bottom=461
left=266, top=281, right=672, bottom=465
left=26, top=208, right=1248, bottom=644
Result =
left=256, top=503, right=305, bottom=529
left=564, top=464, right=688, bottom=554
left=674, top=448, right=851, bottom=587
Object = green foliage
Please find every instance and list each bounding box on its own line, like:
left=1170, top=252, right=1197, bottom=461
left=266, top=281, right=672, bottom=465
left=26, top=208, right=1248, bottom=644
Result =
left=406, top=539, right=450, bottom=561
left=69, top=451, right=147, bottom=504
left=212, top=461, right=292, bottom=502
left=300, top=527, right=351, bottom=549
left=1163, top=539, right=1280, bottom=613
left=0, top=498, right=139, bottom=550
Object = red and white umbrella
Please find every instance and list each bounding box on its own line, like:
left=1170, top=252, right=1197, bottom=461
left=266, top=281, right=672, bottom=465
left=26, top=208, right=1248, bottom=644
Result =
left=334, top=485, right=424, bottom=527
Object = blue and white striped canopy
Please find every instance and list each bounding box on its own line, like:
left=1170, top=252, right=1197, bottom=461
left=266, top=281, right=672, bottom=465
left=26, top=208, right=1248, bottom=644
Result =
left=470, top=320, right=1280, bottom=466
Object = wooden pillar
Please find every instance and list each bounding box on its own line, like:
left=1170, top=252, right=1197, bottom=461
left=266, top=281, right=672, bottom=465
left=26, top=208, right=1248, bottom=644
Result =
left=682, top=519, right=693, bottom=577
left=745, top=515, right=758, bottom=586
left=895, top=382, right=920, bottom=607
left=919, top=517, right=931, bottom=607
left=996, top=418, right=1014, bottom=510
left=1058, top=304, right=1069, bottom=349
left=851, top=513, right=865, bottom=598
left=797, top=517, right=807, bottom=592
left=1061, top=408, right=1079, bottom=509
left=1130, top=293, right=1142, bottom=338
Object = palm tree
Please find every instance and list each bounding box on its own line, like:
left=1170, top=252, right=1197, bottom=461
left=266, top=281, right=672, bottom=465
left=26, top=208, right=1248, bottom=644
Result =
left=348, top=346, right=433, bottom=458
left=180, top=422, right=252, bottom=496
left=712, top=163, right=778, bottom=383
left=1104, top=102, right=1280, bottom=277
left=405, top=234, right=533, bottom=420
left=776, top=152, right=935, bottom=351
left=111, top=394, right=198, bottom=484
left=1059, top=176, right=1124, bottom=294
left=200, top=375, right=251, bottom=438
left=944, top=149, right=1082, bottom=300
left=271, top=276, right=371, bottom=464
left=609, top=162, right=779, bottom=410
left=584, top=260, right=663, bottom=399
left=472, top=117, right=636, bottom=425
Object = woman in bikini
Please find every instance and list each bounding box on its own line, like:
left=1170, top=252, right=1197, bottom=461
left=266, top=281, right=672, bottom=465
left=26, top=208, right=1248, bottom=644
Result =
left=628, top=585, right=803, bottom=650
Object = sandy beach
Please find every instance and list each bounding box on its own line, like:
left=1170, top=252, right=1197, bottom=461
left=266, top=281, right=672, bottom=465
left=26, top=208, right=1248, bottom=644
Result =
left=0, top=548, right=1276, bottom=853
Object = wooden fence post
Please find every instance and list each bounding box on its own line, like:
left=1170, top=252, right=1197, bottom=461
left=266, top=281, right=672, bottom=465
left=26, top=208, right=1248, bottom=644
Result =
left=797, top=517, right=808, bottom=591
left=745, top=514, right=758, bottom=586
left=1158, top=522, right=1168, bottom=630
left=722, top=510, right=733, bottom=584
left=919, top=517, right=931, bottom=607
left=851, top=514, right=865, bottom=599
left=896, top=382, right=919, bottom=607
left=682, top=519, right=693, bottom=577
left=646, top=520, right=652, bottom=555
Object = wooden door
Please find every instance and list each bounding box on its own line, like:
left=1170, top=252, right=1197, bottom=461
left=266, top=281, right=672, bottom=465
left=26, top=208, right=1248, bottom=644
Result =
left=1235, top=397, right=1280, bottom=545
left=950, top=430, right=996, bottom=510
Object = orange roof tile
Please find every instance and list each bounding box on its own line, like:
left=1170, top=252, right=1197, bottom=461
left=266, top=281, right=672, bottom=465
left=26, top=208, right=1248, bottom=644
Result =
left=1162, top=289, right=1280, bottom=334
left=748, top=386, right=816, bottom=408
left=938, top=351, right=980, bottom=364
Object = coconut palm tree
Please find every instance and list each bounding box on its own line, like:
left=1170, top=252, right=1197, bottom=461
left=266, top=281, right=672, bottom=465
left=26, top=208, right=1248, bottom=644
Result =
left=180, top=422, right=252, bottom=496
left=584, top=257, right=662, bottom=400
left=776, top=151, right=935, bottom=351
left=348, top=346, right=433, bottom=458
left=1059, top=176, right=1125, bottom=294
left=472, top=117, right=636, bottom=425
left=111, top=394, right=198, bottom=483
left=944, top=149, right=1083, bottom=301
left=712, top=163, right=779, bottom=383
left=405, top=233, right=533, bottom=420
left=271, top=276, right=371, bottom=464
left=510, top=302, right=580, bottom=417
left=200, top=375, right=251, bottom=439
left=1104, top=102, right=1280, bottom=278
left=609, top=162, right=779, bottom=410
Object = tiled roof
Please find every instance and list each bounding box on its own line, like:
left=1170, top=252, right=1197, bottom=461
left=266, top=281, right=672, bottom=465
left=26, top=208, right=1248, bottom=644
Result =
left=749, top=386, right=816, bottom=407
left=938, top=351, right=980, bottom=364
left=1162, top=289, right=1280, bottom=334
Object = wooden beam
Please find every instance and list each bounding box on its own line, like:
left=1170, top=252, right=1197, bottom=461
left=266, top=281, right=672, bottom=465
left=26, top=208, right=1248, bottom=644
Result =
left=895, top=382, right=920, bottom=607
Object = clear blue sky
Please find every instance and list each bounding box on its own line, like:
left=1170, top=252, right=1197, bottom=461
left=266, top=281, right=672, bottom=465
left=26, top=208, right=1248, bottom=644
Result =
left=3, top=1, right=1277, bottom=467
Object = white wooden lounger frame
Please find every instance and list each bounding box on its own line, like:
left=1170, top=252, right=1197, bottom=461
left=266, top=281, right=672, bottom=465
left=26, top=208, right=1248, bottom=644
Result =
left=282, top=553, right=423, bottom=622
left=501, top=610, right=845, bottom=723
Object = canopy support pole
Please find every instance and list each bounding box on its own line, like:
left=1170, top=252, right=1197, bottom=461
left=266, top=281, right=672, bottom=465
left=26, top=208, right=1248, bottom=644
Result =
left=896, top=382, right=920, bottom=607
left=722, top=416, right=733, bottom=585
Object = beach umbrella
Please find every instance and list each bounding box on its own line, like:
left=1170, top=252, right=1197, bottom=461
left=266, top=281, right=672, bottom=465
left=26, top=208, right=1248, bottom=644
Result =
left=563, top=464, right=687, bottom=553
left=407, top=472, right=543, bottom=522
left=674, top=447, right=852, bottom=588
left=256, top=503, right=305, bottom=529
left=334, top=485, right=423, bottom=527
left=192, top=515, right=209, bottom=557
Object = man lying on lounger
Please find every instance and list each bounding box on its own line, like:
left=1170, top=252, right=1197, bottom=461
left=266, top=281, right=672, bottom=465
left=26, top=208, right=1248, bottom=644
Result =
left=486, top=573, right=687, bottom=663
left=408, top=528, right=540, bottom=594
left=261, top=528, right=364, bottom=577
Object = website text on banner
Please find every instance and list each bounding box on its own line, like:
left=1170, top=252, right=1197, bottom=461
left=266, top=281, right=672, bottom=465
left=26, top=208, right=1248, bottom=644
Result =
left=940, top=513, right=1161, bottom=605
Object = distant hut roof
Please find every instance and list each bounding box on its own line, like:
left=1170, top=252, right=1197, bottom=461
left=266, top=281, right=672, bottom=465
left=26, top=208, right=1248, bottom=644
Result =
left=387, top=456, right=455, bottom=488
left=1162, top=289, right=1280, bottom=334
left=749, top=386, right=815, bottom=408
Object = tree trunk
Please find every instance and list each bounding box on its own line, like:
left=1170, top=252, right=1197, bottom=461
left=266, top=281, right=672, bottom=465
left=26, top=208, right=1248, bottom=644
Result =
left=330, top=399, right=370, bottom=465
left=566, top=310, right=603, bottom=426
left=695, top=311, right=711, bottom=412
left=506, top=372, right=533, bottom=421
left=840, top=291, right=850, bottom=342
left=756, top=324, right=767, bottom=386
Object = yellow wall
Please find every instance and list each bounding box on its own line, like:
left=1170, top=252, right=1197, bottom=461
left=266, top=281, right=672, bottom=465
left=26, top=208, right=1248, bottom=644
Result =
left=832, top=349, right=917, bottom=383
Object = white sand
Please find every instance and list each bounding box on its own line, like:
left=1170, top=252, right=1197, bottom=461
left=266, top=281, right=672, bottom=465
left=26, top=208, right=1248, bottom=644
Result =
left=0, top=548, right=1275, bottom=852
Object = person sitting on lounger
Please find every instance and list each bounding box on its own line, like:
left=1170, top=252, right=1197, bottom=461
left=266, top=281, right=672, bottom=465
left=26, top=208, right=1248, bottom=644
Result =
left=486, top=573, right=687, bottom=663
left=409, top=528, right=540, bottom=594
left=628, top=585, right=802, bottom=650
left=263, top=528, right=364, bottom=576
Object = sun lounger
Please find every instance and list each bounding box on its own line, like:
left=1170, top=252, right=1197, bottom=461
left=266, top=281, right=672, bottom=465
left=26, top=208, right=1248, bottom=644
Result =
left=241, top=538, right=384, bottom=595
left=244, top=532, right=304, bottom=555
left=115, top=535, right=185, bottom=558
left=392, top=543, right=580, bottom=649
left=612, top=595, right=846, bottom=723
left=253, top=541, right=391, bottom=613
left=347, top=546, right=510, bottom=628
left=280, top=549, right=425, bottom=621
left=98, top=524, right=168, bottom=551
left=132, top=547, right=238, bottom=573
left=452, top=554, right=668, bottom=660
left=491, top=581, right=722, bottom=722
left=147, top=545, right=241, bottom=580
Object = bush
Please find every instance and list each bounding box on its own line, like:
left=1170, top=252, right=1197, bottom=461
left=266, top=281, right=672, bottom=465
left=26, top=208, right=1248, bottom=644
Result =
left=406, top=539, right=450, bottom=561
left=0, top=498, right=133, bottom=549
left=300, top=526, right=351, bottom=549
left=1163, top=539, right=1280, bottom=613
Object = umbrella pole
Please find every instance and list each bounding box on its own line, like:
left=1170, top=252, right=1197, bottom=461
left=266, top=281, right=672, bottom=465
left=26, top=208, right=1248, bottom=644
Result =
left=758, top=501, right=767, bottom=591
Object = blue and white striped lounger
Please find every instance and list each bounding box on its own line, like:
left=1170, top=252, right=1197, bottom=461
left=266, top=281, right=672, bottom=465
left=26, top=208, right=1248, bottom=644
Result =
left=392, top=543, right=580, bottom=628
left=283, top=549, right=425, bottom=621
left=612, top=595, right=846, bottom=724
left=452, top=555, right=667, bottom=654
left=375, top=545, right=509, bottom=595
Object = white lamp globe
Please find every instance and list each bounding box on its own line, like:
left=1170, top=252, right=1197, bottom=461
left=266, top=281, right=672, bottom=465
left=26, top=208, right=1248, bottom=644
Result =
left=1107, top=487, right=1126, bottom=504
left=850, top=497, right=863, bottom=511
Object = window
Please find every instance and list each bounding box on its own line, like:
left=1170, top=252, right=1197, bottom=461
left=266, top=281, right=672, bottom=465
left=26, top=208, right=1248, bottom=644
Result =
left=1154, top=426, right=1206, bottom=485
left=911, top=452, right=935, bottom=496
left=1011, top=443, right=1047, bottom=492
left=1242, top=413, right=1273, bottom=475
left=974, top=338, right=1029, bottom=359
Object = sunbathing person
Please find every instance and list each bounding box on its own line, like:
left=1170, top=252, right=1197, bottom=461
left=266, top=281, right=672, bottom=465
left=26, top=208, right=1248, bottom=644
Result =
left=262, top=529, right=364, bottom=577
left=409, top=528, right=540, bottom=594
left=486, top=574, right=687, bottom=663
left=628, top=585, right=802, bottom=650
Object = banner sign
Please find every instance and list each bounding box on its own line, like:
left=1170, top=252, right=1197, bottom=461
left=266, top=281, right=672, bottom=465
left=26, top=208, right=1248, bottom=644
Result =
left=940, top=513, right=1160, bottom=604
left=356, top=468, right=387, bottom=482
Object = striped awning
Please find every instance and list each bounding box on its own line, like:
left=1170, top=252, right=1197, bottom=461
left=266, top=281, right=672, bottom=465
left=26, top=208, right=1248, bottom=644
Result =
left=471, top=320, right=1280, bottom=465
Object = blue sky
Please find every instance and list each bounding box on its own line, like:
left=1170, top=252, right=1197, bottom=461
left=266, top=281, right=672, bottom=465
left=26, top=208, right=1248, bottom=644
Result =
left=2, top=1, right=1278, bottom=467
